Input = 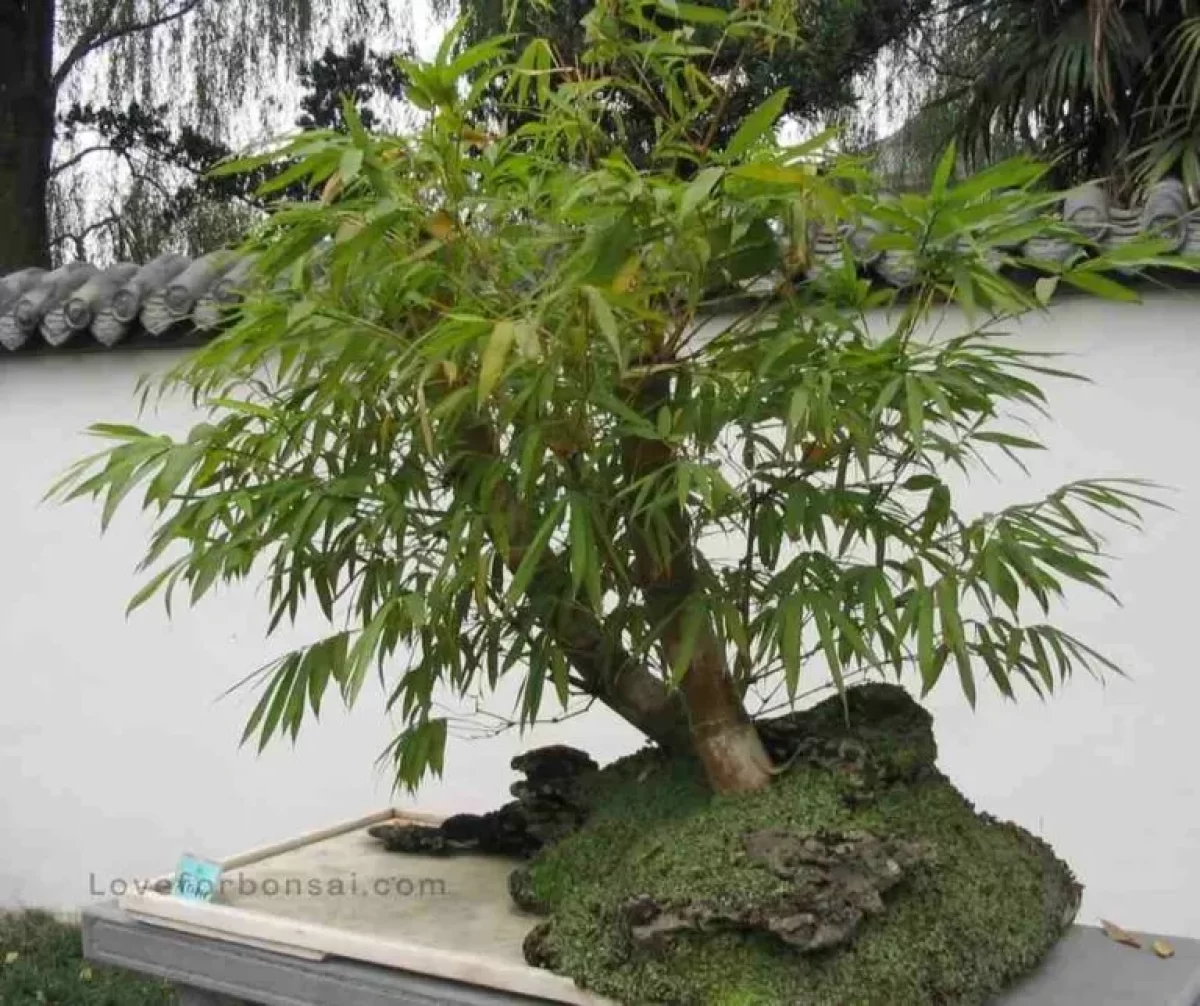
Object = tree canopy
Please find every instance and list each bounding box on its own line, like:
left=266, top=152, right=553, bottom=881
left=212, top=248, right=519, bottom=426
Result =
left=55, top=2, right=1186, bottom=796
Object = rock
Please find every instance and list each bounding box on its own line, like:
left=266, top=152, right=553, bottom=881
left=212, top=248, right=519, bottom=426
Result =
left=367, top=822, right=452, bottom=855
left=508, top=865, right=550, bottom=915
left=522, top=921, right=560, bottom=970
left=369, top=744, right=597, bottom=859
left=756, top=683, right=938, bottom=806
left=619, top=829, right=931, bottom=954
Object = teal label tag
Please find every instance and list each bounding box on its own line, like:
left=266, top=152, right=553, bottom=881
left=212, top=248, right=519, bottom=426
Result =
left=172, top=855, right=223, bottom=902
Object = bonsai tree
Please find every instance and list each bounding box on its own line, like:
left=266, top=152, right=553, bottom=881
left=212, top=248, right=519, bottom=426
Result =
left=56, top=0, right=1177, bottom=798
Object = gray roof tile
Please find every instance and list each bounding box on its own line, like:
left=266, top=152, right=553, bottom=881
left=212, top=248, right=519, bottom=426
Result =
left=1, top=179, right=1196, bottom=353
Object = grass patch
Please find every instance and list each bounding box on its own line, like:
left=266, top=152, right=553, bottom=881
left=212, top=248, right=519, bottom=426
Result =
left=0, top=911, right=176, bottom=1006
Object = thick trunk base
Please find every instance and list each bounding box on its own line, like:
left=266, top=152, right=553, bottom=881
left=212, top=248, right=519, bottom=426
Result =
left=692, top=721, right=772, bottom=796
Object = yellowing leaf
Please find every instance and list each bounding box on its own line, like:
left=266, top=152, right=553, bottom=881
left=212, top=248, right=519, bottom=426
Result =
left=1153, top=938, right=1175, bottom=959
left=460, top=127, right=493, bottom=148
left=426, top=210, right=455, bottom=240
left=1034, top=275, right=1058, bottom=305
left=612, top=256, right=641, bottom=294
left=730, top=163, right=810, bottom=186
left=479, top=320, right=517, bottom=405
left=4, top=951, right=18, bottom=964
left=320, top=173, right=344, bottom=205
left=335, top=215, right=364, bottom=243
left=514, top=320, right=541, bottom=361
left=79, top=965, right=94, bottom=981
left=1100, top=919, right=1142, bottom=949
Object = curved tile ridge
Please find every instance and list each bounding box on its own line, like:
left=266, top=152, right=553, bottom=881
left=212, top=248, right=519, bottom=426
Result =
left=0, top=249, right=260, bottom=352
left=1, top=176, right=1197, bottom=353
left=804, top=178, right=1197, bottom=287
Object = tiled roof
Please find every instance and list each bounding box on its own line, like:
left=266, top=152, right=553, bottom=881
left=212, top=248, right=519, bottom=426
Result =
left=0, top=250, right=257, bottom=354
left=1, top=179, right=1196, bottom=353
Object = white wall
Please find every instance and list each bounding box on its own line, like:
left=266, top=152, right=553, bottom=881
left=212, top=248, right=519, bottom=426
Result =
left=1, top=292, right=1198, bottom=938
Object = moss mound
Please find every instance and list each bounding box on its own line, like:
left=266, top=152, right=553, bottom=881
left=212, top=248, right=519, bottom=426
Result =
left=513, top=685, right=1080, bottom=1006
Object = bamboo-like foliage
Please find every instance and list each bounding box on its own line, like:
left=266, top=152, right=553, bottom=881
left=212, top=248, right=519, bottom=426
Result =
left=53, top=0, right=1188, bottom=791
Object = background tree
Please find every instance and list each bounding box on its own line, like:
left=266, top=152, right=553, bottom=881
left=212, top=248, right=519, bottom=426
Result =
left=870, top=0, right=1200, bottom=196
left=55, top=2, right=1182, bottom=796
left=444, top=0, right=936, bottom=163
left=49, top=43, right=411, bottom=261
left=0, top=0, right=400, bottom=271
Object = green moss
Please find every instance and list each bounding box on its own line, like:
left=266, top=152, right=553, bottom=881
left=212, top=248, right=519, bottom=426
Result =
left=0, top=911, right=176, bottom=1006
left=522, top=688, right=1078, bottom=1006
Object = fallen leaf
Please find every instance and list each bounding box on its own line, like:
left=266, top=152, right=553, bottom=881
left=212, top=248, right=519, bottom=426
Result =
left=3, top=950, right=18, bottom=964
left=1154, top=939, right=1175, bottom=959
left=79, top=965, right=94, bottom=981
left=1101, top=918, right=1142, bottom=949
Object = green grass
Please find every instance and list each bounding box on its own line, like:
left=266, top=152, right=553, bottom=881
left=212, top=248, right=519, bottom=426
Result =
left=0, top=911, right=176, bottom=1006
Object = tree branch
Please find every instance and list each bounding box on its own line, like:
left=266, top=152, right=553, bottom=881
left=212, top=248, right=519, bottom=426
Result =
left=53, top=0, right=208, bottom=90
left=50, top=145, right=118, bottom=178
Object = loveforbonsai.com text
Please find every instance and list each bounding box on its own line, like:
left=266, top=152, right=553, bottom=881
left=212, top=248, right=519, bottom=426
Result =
left=89, top=873, right=448, bottom=899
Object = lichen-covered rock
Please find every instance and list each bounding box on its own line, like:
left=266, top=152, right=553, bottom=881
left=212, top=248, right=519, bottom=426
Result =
left=518, top=684, right=1082, bottom=1006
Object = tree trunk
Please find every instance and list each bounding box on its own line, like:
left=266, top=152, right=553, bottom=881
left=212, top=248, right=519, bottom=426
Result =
left=622, top=370, right=773, bottom=795
left=451, top=421, right=692, bottom=753
left=0, top=0, right=55, bottom=272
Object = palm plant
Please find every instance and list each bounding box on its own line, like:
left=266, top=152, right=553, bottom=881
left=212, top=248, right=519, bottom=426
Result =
left=937, top=0, right=1200, bottom=196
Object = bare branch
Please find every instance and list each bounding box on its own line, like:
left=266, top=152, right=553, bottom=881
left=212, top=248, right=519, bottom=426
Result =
left=50, top=145, right=119, bottom=179
left=53, top=0, right=208, bottom=90
left=51, top=213, right=126, bottom=261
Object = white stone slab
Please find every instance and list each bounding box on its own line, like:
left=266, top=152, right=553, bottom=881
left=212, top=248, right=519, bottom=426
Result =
left=118, top=809, right=614, bottom=1006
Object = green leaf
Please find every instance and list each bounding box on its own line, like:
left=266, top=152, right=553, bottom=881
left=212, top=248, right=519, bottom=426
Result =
left=569, top=498, right=592, bottom=595
left=937, top=577, right=974, bottom=706
left=339, top=147, right=364, bottom=183
left=917, top=588, right=937, bottom=694
left=1061, top=270, right=1140, bottom=303
left=341, top=96, right=369, bottom=148
left=670, top=597, right=707, bottom=686
left=479, top=320, right=518, bottom=405
left=657, top=0, right=729, bottom=23
left=931, top=140, right=957, bottom=198
left=949, top=157, right=1046, bottom=204
left=811, top=597, right=846, bottom=698
left=920, top=483, right=951, bottom=540
left=580, top=212, right=635, bottom=286
left=974, top=431, right=1044, bottom=450
left=904, top=375, right=925, bottom=449
left=680, top=167, right=724, bottom=219
left=125, top=561, right=184, bottom=616
left=779, top=594, right=802, bottom=696
left=506, top=499, right=566, bottom=604
left=724, top=88, right=790, bottom=160
left=583, top=286, right=622, bottom=364
left=729, top=163, right=809, bottom=185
